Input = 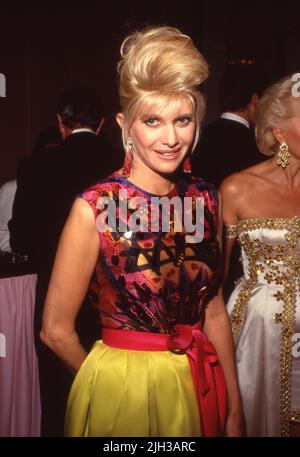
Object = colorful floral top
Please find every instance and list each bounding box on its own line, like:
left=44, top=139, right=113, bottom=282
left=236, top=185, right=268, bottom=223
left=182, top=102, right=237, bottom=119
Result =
left=80, top=174, right=221, bottom=333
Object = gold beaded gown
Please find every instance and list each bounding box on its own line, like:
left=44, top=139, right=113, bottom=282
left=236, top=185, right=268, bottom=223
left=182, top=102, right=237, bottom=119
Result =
left=226, top=217, right=300, bottom=437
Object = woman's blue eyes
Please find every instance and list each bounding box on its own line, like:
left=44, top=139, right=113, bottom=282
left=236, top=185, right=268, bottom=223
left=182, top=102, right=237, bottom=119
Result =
left=144, top=117, right=191, bottom=126
left=145, top=118, right=158, bottom=126
left=177, top=117, right=192, bottom=125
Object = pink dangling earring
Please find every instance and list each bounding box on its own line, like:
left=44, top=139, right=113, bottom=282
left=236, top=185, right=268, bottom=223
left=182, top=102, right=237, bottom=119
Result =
left=183, top=153, right=192, bottom=174
left=122, top=141, right=133, bottom=178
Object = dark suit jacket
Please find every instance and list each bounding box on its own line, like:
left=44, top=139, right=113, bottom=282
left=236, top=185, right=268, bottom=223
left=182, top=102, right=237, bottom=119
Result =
left=192, top=117, right=264, bottom=188
left=10, top=131, right=122, bottom=272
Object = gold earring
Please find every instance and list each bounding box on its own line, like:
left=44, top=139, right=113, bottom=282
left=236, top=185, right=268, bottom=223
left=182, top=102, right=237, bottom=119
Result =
left=277, top=142, right=290, bottom=168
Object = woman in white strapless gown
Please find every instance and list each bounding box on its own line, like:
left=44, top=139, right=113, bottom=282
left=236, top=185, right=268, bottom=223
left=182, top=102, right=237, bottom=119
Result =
left=221, top=74, right=300, bottom=436
left=225, top=217, right=300, bottom=436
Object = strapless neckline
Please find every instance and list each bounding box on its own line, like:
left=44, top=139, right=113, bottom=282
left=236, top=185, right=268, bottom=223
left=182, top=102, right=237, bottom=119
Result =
left=236, top=216, right=300, bottom=233
left=238, top=215, right=300, bottom=223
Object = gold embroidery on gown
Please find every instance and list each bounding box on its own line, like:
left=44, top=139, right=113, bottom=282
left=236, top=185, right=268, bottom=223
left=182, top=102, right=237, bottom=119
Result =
left=227, top=217, right=300, bottom=436
left=224, top=224, right=238, bottom=239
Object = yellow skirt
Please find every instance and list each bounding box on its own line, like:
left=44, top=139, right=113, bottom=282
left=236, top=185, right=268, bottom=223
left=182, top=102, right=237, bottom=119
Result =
left=65, top=340, right=200, bottom=437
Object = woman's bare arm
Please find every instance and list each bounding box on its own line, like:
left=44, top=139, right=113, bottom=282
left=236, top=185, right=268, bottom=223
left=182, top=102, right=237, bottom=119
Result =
left=40, top=197, right=99, bottom=375
left=219, top=175, right=241, bottom=282
left=203, top=192, right=245, bottom=436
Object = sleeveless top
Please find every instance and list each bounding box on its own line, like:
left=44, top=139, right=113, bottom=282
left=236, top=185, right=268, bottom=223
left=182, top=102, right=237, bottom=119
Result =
left=81, top=175, right=221, bottom=333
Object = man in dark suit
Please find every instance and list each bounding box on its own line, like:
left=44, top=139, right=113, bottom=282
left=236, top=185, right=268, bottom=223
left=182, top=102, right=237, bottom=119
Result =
left=9, top=86, right=121, bottom=436
left=192, top=65, right=266, bottom=188
left=9, top=126, right=62, bottom=264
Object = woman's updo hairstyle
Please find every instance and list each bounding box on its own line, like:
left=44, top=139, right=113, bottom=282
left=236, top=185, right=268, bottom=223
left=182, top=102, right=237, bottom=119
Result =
left=117, top=26, right=209, bottom=149
left=255, top=74, right=300, bottom=156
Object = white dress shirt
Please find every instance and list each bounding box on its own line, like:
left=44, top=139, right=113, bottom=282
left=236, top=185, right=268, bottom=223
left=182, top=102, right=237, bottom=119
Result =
left=71, top=128, right=96, bottom=134
left=220, top=112, right=250, bottom=129
left=0, top=179, right=17, bottom=252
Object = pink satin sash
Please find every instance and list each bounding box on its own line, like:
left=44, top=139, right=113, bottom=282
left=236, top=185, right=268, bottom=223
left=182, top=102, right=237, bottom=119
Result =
left=103, top=323, right=227, bottom=436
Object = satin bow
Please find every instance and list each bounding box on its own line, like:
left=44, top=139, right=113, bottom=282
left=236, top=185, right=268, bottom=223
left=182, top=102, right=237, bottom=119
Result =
left=167, top=323, right=218, bottom=396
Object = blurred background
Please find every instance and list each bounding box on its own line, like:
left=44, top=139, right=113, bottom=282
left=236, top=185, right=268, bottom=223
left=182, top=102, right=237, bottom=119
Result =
left=1, top=0, right=300, bottom=185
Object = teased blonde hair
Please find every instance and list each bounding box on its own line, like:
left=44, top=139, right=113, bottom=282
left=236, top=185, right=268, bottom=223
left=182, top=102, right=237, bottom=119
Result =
left=117, top=26, right=209, bottom=150
left=255, top=73, right=300, bottom=156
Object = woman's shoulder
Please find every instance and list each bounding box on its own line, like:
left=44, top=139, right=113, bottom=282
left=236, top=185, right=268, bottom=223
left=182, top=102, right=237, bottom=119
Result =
left=184, top=176, right=219, bottom=215
left=81, top=173, right=126, bottom=198
left=220, top=162, right=272, bottom=214
left=77, top=174, right=126, bottom=216
left=185, top=175, right=218, bottom=196
left=220, top=164, right=262, bottom=195
left=219, top=172, right=246, bottom=196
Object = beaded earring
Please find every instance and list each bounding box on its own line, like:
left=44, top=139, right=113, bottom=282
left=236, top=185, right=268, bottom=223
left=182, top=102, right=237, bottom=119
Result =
left=122, top=141, right=133, bottom=178
left=183, top=153, right=192, bottom=174
left=277, top=142, right=290, bottom=168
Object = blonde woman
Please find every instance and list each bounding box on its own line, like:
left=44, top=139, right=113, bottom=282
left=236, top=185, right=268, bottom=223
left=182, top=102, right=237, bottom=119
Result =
left=221, top=73, right=300, bottom=437
left=41, top=26, right=244, bottom=437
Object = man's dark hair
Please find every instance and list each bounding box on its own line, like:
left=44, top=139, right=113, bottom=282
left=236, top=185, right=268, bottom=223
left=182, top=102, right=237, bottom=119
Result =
left=32, top=126, right=62, bottom=155
left=219, top=65, right=268, bottom=112
left=57, top=86, right=103, bottom=131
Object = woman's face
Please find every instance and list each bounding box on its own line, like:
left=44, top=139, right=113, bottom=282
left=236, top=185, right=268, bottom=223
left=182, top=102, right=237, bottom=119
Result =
left=126, top=96, right=196, bottom=176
